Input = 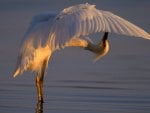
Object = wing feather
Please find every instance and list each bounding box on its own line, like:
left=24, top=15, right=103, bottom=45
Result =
left=13, top=12, right=57, bottom=76
left=48, top=3, right=150, bottom=49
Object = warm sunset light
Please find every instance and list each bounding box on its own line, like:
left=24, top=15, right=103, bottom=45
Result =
left=13, top=3, right=150, bottom=103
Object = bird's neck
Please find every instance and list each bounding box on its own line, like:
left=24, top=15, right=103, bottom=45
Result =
left=85, top=32, right=109, bottom=61
left=85, top=39, right=109, bottom=54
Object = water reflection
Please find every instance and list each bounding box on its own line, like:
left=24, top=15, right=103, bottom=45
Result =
left=35, top=102, right=43, bottom=113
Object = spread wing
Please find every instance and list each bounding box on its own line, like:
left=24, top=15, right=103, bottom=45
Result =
left=48, top=3, right=150, bottom=48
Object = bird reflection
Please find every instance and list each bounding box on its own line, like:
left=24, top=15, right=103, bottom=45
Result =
left=35, top=101, right=43, bottom=113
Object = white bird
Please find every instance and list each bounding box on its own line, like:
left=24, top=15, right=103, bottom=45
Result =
left=13, top=3, right=150, bottom=102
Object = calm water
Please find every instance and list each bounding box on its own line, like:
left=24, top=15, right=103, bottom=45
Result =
left=0, top=0, right=150, bottom=113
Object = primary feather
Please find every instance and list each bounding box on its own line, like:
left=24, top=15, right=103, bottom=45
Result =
left=48, top=3, right=150, bottom=49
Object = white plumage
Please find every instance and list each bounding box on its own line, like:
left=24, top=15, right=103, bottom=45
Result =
left=13, top=12, right=57, bottom=77
left=48, top=3, right=150, bottom=49
left=13, top=3, right=150, bottom=102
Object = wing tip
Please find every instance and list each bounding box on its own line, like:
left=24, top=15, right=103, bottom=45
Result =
left=140, top=33, right=150, bottom=40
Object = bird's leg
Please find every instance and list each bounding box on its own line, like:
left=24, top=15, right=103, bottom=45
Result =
left=36, top=60, right=47, bottom=103
left=35, top=101, right=43, bottom=113
left=36, top=74, right=44, bottom=103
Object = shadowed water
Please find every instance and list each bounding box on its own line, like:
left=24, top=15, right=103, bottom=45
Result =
left=0, top=0, right=150, bottom=113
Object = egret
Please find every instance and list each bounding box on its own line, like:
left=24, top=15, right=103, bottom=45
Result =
left=13, top=3, right=150, bottom=102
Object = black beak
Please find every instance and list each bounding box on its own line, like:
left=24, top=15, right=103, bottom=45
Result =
left=102, top=32, right=108, bottom=41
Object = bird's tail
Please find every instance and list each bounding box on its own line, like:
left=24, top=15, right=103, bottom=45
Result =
left=13, top=68, right=21, bottom=78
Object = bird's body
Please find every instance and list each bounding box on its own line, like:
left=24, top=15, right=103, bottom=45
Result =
left=13, top=12, right=56, bottom=77
left=14, top=45, right=51, bottom=77
left=13, top=3, right=150, bottom=102
left=27, top=45, right=51, bottom=72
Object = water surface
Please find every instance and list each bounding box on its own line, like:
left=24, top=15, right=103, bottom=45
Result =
left=0, top=0, right=150, bottom=113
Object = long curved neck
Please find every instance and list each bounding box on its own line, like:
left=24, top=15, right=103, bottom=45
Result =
left=85, top=32, right=109, bottom=61
left=86, top=32, right=109, bottom=53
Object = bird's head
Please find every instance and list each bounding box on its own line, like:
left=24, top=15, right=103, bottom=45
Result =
left=93, top=32, right=109, bottom=62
